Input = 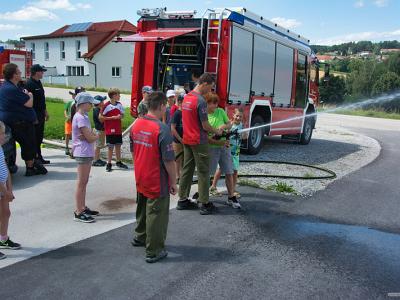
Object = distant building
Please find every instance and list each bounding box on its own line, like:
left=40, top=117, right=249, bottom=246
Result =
left=358, top=51, right=373, bottom=58
left=21, top=20, right=136, bottom=91
left=380, top=48, right=400, bottom=54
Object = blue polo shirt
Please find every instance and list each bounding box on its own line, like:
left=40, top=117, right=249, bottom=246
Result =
left=0, top=80, right=36, bottom=124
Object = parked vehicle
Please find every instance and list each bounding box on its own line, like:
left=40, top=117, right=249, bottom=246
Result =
left=118, top=7, right=324, bottom=154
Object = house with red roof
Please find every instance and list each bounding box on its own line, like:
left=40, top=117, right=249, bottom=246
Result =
left=22, top=20, right=136, bottom=90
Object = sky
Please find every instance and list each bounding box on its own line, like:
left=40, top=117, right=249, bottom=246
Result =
left=0, top=0, right=399, bottom=45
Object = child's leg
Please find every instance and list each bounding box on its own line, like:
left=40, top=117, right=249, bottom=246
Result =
left=65, top=134, right=70, bottom=148
left=115, top=144, right=122, bottom=162
left=75, top=162, right=92, bottom=213
left=94, top=146, right=100, bottom=161
left=233, top=170, right=238, bottom=191
left=224, top=174, right=235, bottom=198
left=211, top=168, right=222, bottom=189
left=107, top=145, right=114, bottom=164
left=0, top=199, right=11, bottom=239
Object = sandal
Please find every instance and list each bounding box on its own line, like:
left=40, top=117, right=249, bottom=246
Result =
left=209, top=187, right=222, bottom=197
left=234, top=191, right=241, bottom=198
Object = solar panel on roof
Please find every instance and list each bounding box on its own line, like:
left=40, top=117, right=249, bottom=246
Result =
left=64, top=22, right=92, bottom=33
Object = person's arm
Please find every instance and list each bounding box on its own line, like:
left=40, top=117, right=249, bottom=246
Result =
left=201, top=120, right=222, bottom=135
left=198, top=100, right=222, bottom=135
left=164, top=160, right=177, bottom=195
left=80, top=127, right=98, bottom=143
left=170, top=123, right=183, bottom=143
left=23, top=92, right=34, bottom=108
left=208, top=136, right=225, bottom=146
left=159, top=124, right=178, bottom=194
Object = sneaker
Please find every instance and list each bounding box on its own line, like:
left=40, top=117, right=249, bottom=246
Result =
left=226, top=196, right=241, bottom=209
left=83, top=207, right=99, bottom=216
left=176, top=199, right=198, bottom=210
left=192, top=192, right=199, bottom=201
left=116, top=161, right=128, bottom=169
left=92, top=159, right=106, bottom=167
left=209, top=187, right=222, bottom=197
left=74, top=212, right=95, bottom=223
left=200, top=202, right=217, bottom=215
left=145, top=250, right=168, bottom=263
left=0, top=251, right=6, bottom=260
left=25, top=167, right=40, bottom=176
left=65, top=148, right=70, bottom=156
left=33, top=161, right=48, bottom=175
left=131, top=237, right=145, bottom=247
left=106, top=163, right=112, bottom=172
left=38, top=157, right=50, bottom=165
left=0, top=238, right=21, bottom=250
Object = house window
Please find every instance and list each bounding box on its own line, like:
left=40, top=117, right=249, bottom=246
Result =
left=31, top=43, right=36, bottom=60
left=67, top=66, right=84, bottom=76
left=60, top=41, right=65, bottom=60
left=112, top=66, right=121, bottom=77
left=44, top=42, right=49, bottom=60
left=76, top=40, right=81, bottom=59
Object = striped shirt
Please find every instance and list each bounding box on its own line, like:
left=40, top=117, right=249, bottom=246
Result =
left=0, top=147, right=9, bottom=184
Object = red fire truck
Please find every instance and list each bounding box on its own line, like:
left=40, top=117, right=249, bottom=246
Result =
left=118, top=7, right=321, bottom=154
left=0, top=48, right=32, bottom=83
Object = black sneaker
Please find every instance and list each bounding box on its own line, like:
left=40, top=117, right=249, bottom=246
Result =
left=83, top=207, right=99, bottom=216
left=92, top=159, right=106, bottom=167
left=176, top=199, right=198, bottom=210
left=145, top=250, right=168, bottom=263
left=131, top=237, right=145, bottom=247
left=106, top=163, right=112, bottom=172
left=25, top=167, right=40, bottom=176
left=0, top=238, right=21, bottom=250
left=200, top=202, right=217, bottom=215
left=226, top=196, right=241, bottom=209
left=0, top=251, right=6, bottom=260
left=65, top=148, right=70, bottom=155
left=116, top=161, right=128, bottom=169
left=38, top=157, right=50, bottom=165
left=33, top=161, right=48, bottom=175
left=74, top=212, right=95, bottom=223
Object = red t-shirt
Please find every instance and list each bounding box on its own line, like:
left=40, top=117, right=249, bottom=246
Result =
left=170, top=104, right=178, bottom=118
left=130, top=115, right=175, bottom=199
left=102, top=101, right=124, bottom=135
left=182, top=91, right=208, bottom=145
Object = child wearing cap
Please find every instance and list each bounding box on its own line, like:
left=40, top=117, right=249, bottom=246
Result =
left=164, top=89, right=176, bottom=124
left=92, top=95, right=107, bottom=167
left=137, top=86, right=153, bottom=117
left=72, top=92, right=99, bottom=223
left=101, top=88, right=128, bottom=172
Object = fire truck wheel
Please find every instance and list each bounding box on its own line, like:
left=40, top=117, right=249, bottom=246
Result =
left=299, top=116, right=314, bottom=145
left=247, top=115, right=265, bottom=155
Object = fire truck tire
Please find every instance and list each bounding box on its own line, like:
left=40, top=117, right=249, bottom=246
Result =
left=246, top=115, right=265, bottom=155
left=299, top=115, right=314, bottom=145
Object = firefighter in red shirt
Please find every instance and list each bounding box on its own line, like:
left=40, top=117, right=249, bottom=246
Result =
left=177, top=73, right=222, bottom=215
left=130, top=91, right=177, bottom=263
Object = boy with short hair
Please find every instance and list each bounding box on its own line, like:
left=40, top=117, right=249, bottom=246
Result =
left=0, top=121, right=21, bottom=259
left=92, top=95, right=107, bottom=167
left=137, top=86, right=153, bottom=117
left=102, top=88, right=128, bottom=172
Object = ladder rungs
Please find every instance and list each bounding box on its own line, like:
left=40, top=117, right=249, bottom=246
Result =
left=208, top=27, right=219, bottom=29
left=207, top=42, right=219, bottom=45
left=205, top=71, right=217, bottom=74
left=206, top=57, right=218, bottom=60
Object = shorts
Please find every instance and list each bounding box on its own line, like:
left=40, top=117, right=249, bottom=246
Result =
left=106, top=134, right=123, bottom=147
left=75, top=157, right=93, bottom=164
left=95, top=129, right=105, bottom=148
left=232, top=154, right=240, bottom=171
left=65, top=121, right=72, bottom=135
left=209, top=146, right=233, bottom=176
left=173, top=142, right=183, bottom=160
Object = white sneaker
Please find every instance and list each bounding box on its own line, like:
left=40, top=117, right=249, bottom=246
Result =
left=226, top=196, right=241, bottom=209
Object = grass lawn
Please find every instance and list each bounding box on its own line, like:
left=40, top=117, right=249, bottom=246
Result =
left=44, top=97, right=135, bottom=139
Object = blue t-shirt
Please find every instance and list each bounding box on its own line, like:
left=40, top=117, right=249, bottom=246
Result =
left=0, top=80, right=36, bottom=124
left=230, top=123, right=243, bottom=156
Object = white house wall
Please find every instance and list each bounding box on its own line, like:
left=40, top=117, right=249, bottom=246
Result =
left=27, top=37, right=89, bottom=76
left=91, top=41, right=134, bottom=91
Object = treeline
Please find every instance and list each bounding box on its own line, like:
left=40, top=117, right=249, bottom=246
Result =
left=311, top=40, right=400, bottom=56
left=319, top=52, right=400, bottom=112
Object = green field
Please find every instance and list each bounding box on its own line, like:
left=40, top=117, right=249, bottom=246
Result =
left=44, top=97, right=135, bottom=139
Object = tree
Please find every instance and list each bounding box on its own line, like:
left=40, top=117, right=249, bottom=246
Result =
left=319, top=75, right=346, bottom=104
left=372, top=72, right=400, bottom=95
left=386, top=52, right=400, bottom=76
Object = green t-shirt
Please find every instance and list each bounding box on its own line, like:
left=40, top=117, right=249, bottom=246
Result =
left=64, top=100, right=74, bottom=121
left=208, top=108, right=229, bottom=148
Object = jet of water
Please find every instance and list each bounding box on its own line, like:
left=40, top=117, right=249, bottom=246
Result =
left=238, top=91, right=400, bottom=134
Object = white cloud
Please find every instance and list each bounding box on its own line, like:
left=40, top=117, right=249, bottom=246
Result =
left=270, top=17, right=302, bottom=29
left=31, top=0, right=92, bottom=11
left=0, top=6, right=58, bottom=21
left=0, top=24, right=23, bottom=31
left=314, top=28, right=400, bottom=45
left=354, top=0, right=364, bottom=8
left=374, top=0, right=388, bottom=7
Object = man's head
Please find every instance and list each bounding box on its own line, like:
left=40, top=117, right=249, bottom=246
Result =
left=191, top=68, right=202, bottom=83
left=2, top=63, right=21, bottom=83
left=30, top=64, right=47, bottom=79
left=142, top=85, right=153, bottom=100
left=108, top=87, right=121, bottom=102
left=196, top=73, right=215, bottom=95
left=147, top=91, right=167, bottom=119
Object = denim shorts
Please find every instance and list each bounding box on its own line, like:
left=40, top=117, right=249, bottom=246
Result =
left=75, top=157, right=93, bottom=164
left=209, top=146, right=233, bottom=175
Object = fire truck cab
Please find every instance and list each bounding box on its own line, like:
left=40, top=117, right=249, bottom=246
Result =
left=118, top=7, right=320, bottom=154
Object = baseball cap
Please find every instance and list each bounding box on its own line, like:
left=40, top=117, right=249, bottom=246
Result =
left=142, top=86, right=153, bottom=94
left=31, top=64, right=47, bottom=73
left=166, top=90, right=176, bottom=98
left=93, top=95, right=107, bottom=105
left=76, top=92, right=94, bottom=106
left=69, top=86, right=86, bottom=96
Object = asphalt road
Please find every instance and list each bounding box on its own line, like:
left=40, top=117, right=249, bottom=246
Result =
left=0, top=114, right=399, bottom=299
